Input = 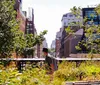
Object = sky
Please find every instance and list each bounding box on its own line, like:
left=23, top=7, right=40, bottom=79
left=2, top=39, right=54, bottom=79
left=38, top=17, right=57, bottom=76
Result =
left=22, top=0, right=100, bottom=48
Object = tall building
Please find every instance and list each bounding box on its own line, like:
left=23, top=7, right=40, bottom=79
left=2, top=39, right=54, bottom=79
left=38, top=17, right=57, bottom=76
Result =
left=50, top=40, right=56, bottom=57
left=15, top=1, right=36, bottom=58
left=61, top=12, right=82, bottom=27
left=25, top=8, right=36, bottom=34
left=60, top=12, right=83, bottom=58
left=14, top=0, right=26, bottom=33
left=55, top=29, right=62, bottom=57
left=43, top=39, right=48, bottom=48
left=69, top=7, right=100, bottom=57
left=82, top=8, right=100, bottom=25
left=24, top=8, right=38, bottom=58
left=79, top=7, right=100, bottom=53
left=51, top=40, right=56, bottom=49
left=12, top=0, right=27, bottom=58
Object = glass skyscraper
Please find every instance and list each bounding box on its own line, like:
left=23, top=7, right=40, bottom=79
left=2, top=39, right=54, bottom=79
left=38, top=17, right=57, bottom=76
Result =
left=82, top=8, right=100, bottom=25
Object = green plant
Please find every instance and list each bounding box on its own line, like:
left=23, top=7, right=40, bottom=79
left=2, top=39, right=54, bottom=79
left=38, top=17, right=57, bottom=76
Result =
left=0, top=0, right=47, bottom=58
left=0, top=61, right=100, bottom=85
left=66, top=5, right=100, bottom=54
left=0, top=65, right=51, bottom=85
left=52, top=61, right=100, bottom=84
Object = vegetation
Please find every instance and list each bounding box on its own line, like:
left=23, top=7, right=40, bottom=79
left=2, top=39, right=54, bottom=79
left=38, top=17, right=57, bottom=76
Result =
left=53, top=61, right=100, bottom=85
left=0, top=61, right=100, bottom=85
left=0, top=65, right=50, bottom=85
left=65, top=5, right=100, bottom=54
left=0, top=0, right=100, bottom=85
left=0, top=0, right=47, bottom=58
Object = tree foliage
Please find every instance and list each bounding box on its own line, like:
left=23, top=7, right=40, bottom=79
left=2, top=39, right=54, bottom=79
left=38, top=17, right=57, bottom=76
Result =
left=0, top=0, right=20, bottom=57
left=66, top=5, right=100, bottom=54
left=0, top=0, right=47, bottom=57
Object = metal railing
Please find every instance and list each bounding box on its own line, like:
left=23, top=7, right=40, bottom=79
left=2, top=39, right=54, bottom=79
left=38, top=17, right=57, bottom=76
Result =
left=0, top=57, right=100, bottom=72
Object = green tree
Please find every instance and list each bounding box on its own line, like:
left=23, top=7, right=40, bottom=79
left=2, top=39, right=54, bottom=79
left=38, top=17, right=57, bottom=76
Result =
left=18, top=30, right=47, bottom=57
left=0, top=0, right=47, bottom=58
left=66, top=5, right=100, bottom=54
left=0, top=0, right=21, bottom=57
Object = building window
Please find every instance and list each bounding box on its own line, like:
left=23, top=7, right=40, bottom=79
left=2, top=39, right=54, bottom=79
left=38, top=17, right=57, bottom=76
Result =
left=85, top=10, right=97, bottom=19
left=69, top=15, right=73, bottom=17
left=72, top=21, right=76, bottom=24
left=99, top=15, right=100, bottom=19
left=64, top=22, right=66, bottom=26
left=87, top=21, right=91, bottom=25
left=94, top=22, right=98, bottom=25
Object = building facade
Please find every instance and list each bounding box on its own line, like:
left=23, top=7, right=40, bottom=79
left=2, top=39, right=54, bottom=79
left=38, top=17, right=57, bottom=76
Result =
left=56, top=28, right=62, bottom=57
left=25, top=8, right=38, bottom=58
left=60, top=12, right=83, bottom=58
left=37, top=39, right=48, bottom=58
left=51, top=40, right=56, bottom=49
left=69, top=7, right=100, bottom=57
left=51, top=40, right=56, bottom=57
left=80, top=7, right=100, bottom=53
left=62, top=7, right=100, bottom=58
left=25, top=8, right=36, bottom=34
left=61, top=12, right=82, bottom=27
left=82, top=8, right=100, bottom=25
left=14, top=0, right=26, bottom=33
left=43, top=39, right=48, bottom=48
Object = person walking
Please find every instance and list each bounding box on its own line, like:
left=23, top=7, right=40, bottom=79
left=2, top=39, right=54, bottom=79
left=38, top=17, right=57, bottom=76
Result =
left=42, top=48, right=54, bottom=74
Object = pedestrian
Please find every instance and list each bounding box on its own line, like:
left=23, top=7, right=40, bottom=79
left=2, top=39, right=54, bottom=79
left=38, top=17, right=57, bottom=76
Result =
left=42, top=48, right=54, bottom=74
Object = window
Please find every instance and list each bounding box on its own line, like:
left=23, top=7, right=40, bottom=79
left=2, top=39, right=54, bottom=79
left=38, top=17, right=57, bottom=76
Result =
left=87, top=21, right=92, bottom=25
left=64, top=14, right=67, bottom=17
left=85, top=10, right=97, bottom=19
left=94, top=22, right=98, bottom=25
left=99, top=15, right=100, bottom=19
left=64, top=22, right=66, bottom=26
left=69, top=15, right=73, bottom=17
left=72, top=22, right=76, bottom=24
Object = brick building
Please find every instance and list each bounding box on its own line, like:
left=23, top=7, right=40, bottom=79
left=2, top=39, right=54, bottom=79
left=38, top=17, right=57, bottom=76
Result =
left=56, top=39, right=60, bottom=57
left=14, top=0, right=26, bottom=33
left=56, top=29, right=62, bottom=57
